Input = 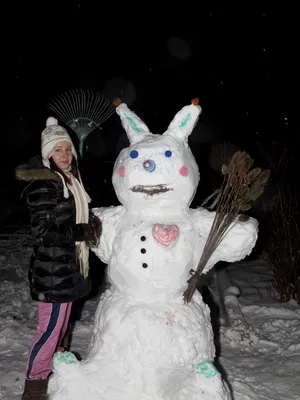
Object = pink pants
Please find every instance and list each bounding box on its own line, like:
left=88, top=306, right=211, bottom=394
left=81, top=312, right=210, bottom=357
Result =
left=25, top=302, right=72, bottom=380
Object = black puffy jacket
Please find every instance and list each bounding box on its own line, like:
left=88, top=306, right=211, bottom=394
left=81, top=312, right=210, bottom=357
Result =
left=16, top=164, right=91, bottom=303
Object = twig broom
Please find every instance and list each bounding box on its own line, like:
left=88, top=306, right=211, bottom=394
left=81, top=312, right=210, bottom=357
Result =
left=183, top=151, right=271, bottom=303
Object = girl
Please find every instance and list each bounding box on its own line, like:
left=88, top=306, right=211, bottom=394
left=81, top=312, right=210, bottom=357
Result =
left=16, top=117, right=101, bottom=399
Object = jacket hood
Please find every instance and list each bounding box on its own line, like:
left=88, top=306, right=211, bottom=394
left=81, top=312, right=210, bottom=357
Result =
left=15, top=164, right=60, bottom=182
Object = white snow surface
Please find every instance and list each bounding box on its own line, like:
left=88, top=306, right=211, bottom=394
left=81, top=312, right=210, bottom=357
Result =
left=1, top=249, right=300, bottom=399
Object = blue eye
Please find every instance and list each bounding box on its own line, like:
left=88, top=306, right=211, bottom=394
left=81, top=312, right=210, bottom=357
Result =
left=130, top=150, right=139, bottom=159
left=165, top=150, right=172, bottom=157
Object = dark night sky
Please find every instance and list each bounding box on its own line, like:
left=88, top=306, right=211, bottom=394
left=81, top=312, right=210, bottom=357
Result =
left=2, top=7, right=298, bottom=166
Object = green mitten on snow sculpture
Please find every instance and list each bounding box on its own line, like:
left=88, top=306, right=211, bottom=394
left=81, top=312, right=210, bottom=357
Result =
left=53, top=351, right=80, bottom=372
left=196, top=361, right=218, bottom=378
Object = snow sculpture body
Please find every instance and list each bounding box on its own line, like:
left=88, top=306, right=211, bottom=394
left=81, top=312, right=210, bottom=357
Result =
left=49, top=100, right=258, bottom=400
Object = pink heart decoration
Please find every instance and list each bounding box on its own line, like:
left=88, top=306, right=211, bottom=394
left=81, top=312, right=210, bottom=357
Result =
left=152, top=224, right=179, bottom=247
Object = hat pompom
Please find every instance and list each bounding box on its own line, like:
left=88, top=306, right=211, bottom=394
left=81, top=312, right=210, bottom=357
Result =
left=46, top=117, right=58, bottom=127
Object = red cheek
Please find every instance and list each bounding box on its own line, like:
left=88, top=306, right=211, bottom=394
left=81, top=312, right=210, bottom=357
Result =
left=119, top=165, right=125, bottom=177
left=179, top=166, right=189, bottom=177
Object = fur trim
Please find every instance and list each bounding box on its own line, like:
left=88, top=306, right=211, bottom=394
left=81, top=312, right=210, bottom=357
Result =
left=15, top=164, right=60, bottom=182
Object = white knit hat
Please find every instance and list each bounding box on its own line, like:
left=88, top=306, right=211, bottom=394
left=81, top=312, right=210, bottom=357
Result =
left=41, top=117, right=78, bottom=168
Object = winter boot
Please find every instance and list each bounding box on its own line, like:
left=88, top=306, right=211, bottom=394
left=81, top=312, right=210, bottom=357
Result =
left=21, top=378, right=48, bottom=400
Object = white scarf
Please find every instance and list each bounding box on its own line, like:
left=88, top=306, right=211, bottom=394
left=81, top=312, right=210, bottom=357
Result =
left=55, top=171, right=91, bottom=278
left=67, top=174, right=91, bottom=279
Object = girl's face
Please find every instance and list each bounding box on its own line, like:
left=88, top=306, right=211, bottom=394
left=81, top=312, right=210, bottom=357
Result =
left=51, top=141, right=73, bottom=170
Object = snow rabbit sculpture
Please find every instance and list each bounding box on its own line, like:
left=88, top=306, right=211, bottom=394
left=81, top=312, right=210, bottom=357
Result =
left=49, top=98, right=258, bottom=400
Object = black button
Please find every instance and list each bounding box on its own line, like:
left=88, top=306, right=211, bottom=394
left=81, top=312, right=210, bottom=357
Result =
left=142, top=263, right=148, bottom=268
left=141, top=236, right=146, bottom=241
left=141, top=248, right=146, bottom=254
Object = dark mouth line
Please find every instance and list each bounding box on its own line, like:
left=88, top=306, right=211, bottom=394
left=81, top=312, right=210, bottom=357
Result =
left=130, top=184, right=172, bottom=195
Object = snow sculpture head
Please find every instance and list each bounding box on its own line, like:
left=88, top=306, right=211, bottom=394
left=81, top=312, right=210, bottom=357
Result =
left=112, top=99, right=202, bottom=211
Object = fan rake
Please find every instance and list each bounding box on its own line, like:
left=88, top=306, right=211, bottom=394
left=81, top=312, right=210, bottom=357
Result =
left=48, top=89, right=116, bottom=157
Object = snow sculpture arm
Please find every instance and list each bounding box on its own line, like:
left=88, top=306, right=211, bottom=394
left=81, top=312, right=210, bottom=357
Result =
left=90, top=205, right=125, bottom=264
left=193, top=207, right=258, bottom=274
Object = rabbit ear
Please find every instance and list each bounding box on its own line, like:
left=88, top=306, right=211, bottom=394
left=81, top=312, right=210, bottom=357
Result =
left=163, top=98, right=202, bottom=142
left=116, top=103, right=151, bottom=144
